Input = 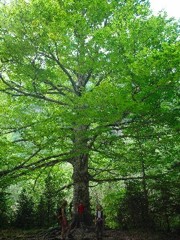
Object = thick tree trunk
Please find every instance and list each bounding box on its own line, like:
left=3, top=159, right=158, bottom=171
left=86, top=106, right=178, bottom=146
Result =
left=72, top=153, right=90, bottom=211
left=71, top=125, right=90, bottom=213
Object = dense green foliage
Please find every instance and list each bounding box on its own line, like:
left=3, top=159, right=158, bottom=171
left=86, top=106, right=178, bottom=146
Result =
left=0, top=174, right=68, bottom=229
left=0, top=0, right=179, bottom=232
left=0, top=190, right=9, bottom=226
left=104, top=179, right=180, bottom=231
left=14, top=189, right=35, bottom=228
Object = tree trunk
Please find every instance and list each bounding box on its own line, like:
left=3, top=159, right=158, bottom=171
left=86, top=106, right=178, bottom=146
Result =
left=138, top=140, right=150, bottom=227
left=72, top=153, right=90, bottom=211
left=71, top=125, right=90, bottom=212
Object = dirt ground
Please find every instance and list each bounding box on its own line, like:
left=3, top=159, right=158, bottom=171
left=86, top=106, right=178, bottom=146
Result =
left=0, top=228, right=179, bottom=240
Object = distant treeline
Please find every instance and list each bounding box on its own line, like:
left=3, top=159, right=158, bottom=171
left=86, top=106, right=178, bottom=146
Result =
left=0, top=176, right=179, bottom=233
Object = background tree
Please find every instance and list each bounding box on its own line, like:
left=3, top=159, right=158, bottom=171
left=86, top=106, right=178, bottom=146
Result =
left=35, top=174, right=66, bottom=227
left=14, top=189, right=35, bottom=229
left=0, top=189, right=9, bottom=227
left=36, top=195, right=47, bottom=228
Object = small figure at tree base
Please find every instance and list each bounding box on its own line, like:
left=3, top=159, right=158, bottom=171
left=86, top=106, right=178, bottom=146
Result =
left=95, top=204, right=104, bottom=240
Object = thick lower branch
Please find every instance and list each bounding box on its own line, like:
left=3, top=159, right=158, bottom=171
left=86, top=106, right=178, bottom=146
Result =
left=0, top=152, right=72, bottom=178
left=90, top=171, right=175, bottom=183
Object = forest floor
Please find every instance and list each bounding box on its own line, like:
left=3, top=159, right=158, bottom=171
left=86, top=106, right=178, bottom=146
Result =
left=0, top=228, right=179, bottom=240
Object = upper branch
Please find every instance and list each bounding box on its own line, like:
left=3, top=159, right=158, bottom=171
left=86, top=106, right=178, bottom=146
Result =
left=0, top=75, right=68, bottom=105
left=40, top=50, right=79, bottom=95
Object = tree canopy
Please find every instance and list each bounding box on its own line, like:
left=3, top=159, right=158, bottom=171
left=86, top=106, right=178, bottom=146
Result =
left=0, top=0, right=179, bottom=217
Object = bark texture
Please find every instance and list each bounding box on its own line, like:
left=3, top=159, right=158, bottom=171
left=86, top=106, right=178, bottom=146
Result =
left=72, top=126, right=90, bottom=212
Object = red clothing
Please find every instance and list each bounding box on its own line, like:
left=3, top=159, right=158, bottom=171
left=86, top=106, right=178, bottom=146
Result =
left=78, top=203, right=84, bottom=214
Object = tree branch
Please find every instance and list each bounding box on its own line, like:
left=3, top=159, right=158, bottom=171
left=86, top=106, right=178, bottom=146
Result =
left=39, top=50, right=78, bottom=95
left=90, top=170, right=176, bottom=183
left=0, top=75, right=68, bottom=105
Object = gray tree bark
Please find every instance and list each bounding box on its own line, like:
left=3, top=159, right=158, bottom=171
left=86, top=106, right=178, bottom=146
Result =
left=71, top=125, right=90, bottom=213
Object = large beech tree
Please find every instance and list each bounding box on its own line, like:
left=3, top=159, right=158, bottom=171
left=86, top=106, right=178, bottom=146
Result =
left=0, top=0, right=179, bottom=211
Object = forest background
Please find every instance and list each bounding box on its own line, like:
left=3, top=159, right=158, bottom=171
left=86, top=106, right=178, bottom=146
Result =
left=0, top=0, right=179, bottom=235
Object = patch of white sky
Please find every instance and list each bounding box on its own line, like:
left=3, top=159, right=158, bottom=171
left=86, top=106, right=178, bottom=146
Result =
left=149, top=0, right=180, bottom=19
